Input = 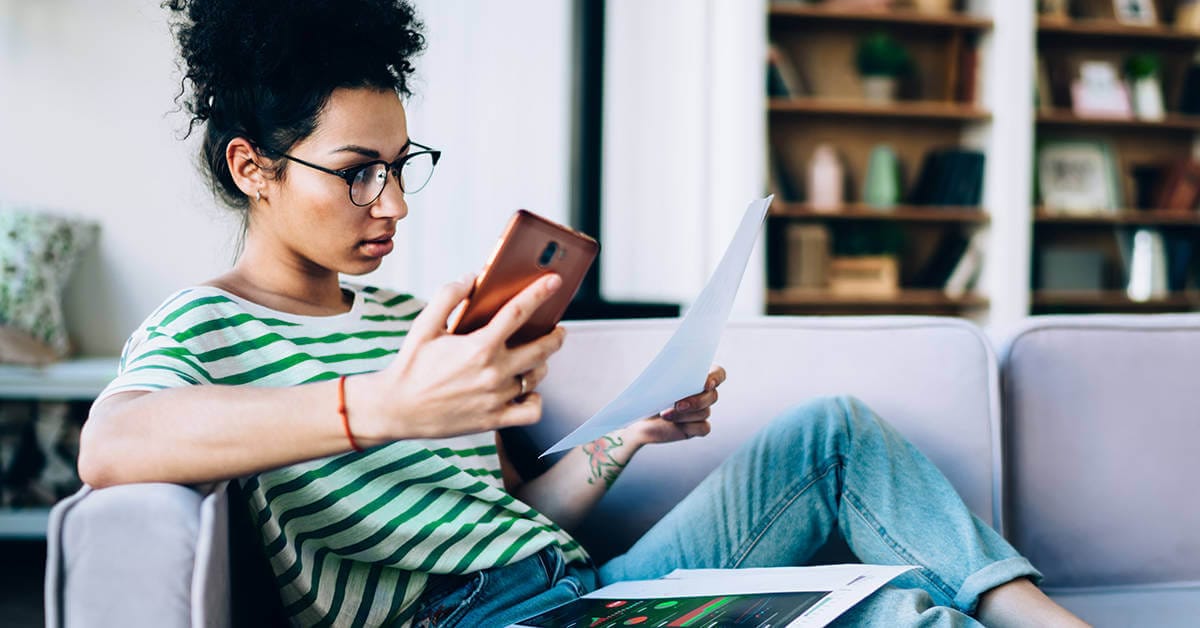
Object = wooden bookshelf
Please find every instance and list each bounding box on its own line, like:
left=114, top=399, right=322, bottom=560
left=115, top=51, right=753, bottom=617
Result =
left=1032, top=14, right=1200, bottom=315
left=1038, top=18, right=1200, bottom=46
left=769, top=4, right=992, bottom=32
left=1033, top=291, right=1200, bottom=311
left=772, top=202, right=990, bottom=223
left=1036, top=110, right=1200, bottom=132
left=771, top=98, right=990, bottom=122
left=1035, top=209, right=1200, bottom=226
left=768, top=289, right=989, bottom=316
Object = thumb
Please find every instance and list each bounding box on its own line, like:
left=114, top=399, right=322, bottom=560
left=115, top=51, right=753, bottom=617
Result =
left=408, top=276, right=475, bottom=341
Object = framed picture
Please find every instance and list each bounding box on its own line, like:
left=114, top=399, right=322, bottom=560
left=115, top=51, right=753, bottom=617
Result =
left=1114, top=0, right=1158, bottom=25
left=1038, top=140, right=1121, bottom=214
left=1071, top=60, right=1133, bottom=119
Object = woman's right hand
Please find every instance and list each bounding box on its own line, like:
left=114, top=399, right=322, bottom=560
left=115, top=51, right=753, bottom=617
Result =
left=348, top=273, right=567, bottom=444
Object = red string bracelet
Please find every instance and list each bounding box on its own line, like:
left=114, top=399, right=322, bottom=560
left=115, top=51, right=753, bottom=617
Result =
left=338, top=375, right=364, bottom=452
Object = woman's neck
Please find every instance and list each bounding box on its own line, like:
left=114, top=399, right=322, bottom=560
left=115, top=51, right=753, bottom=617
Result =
left=210, top=238, right=353, bottom=317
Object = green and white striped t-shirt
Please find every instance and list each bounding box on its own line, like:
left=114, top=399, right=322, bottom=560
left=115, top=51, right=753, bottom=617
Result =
left=97, top=283, right=589, bottom=627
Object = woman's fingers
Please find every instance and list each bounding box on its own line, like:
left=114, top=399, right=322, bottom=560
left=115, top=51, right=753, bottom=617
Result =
left=669, top=388, right=718, bottom=414
left=507, top=362, right=549, bottom=401
left=706, top=365, right=727, bottom=390
left=661, top=406, right=712, bottom=424
left=496, top=392, right=543, bottom=428
left=479, top=274, right=561, bottom=345
left=409, top=276, right=475, bottom=341
left=505, top=326, right=566, bottom=375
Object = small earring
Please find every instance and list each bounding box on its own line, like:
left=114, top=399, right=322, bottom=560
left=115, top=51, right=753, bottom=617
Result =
left=255, top=190, right=262, bottom=202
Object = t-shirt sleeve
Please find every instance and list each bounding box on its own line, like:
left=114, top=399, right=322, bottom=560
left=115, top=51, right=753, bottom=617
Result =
left=95, top=324, right=211, bottom=403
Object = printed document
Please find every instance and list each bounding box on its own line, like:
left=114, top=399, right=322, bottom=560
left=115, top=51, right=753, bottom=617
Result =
left=542, top=196, right=773, bottom=455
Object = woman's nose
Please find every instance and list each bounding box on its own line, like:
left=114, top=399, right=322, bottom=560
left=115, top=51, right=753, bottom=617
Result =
left=371, top=177, right=408, bottom=221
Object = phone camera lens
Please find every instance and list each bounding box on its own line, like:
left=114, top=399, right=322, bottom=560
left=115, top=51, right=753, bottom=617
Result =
left=538, top=241, right=559, bottom=267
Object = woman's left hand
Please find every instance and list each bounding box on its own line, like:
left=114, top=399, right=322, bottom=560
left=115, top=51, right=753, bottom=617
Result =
left=623, top=365, right=727, bottom=446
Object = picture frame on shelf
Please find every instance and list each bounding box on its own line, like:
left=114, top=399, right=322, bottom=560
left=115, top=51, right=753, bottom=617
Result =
left=1071, top=61, right=1133, bottom=119
left=1038, top=140, right=1121, bottom=215
left=1113, top=0, right=1158, bottom=25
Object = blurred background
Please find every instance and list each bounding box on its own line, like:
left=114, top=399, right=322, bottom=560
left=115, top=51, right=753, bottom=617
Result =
left=3, top=0, right=1200, bottom=624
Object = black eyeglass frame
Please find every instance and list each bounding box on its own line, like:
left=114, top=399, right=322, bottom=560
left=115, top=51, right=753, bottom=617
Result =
left=257, top=140, right=442, bottom=206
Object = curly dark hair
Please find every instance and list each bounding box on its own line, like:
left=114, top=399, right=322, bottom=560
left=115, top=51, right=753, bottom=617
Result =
left=163, top=0, right=425, bottom=210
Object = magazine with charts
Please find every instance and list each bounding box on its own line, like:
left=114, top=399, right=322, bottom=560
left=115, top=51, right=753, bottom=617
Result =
left=509, top=564, right=915, bottom=628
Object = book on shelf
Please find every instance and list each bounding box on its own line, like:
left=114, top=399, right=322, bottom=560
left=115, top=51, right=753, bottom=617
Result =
left=908, top=148, right=985, bottom=207
left=513, top=565, right=916, bottom=628
left=769, top=145, right=802, bottom=202
left=912, top=232, right=970, bottom=289
left=943, top=231, right=987, bottom=298
left=785, top=223, right=832, bottom=289
left=767, top=43, right=811, bottom=98
left=1153, top=160, right=1200, bottom=211
left=954, top=35, right=979, bottom=104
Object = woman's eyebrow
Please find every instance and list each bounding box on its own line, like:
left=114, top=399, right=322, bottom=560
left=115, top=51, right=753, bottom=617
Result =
left=330, top=139, right=412, bottom=160
left=330, top=145, right=382, bottom=159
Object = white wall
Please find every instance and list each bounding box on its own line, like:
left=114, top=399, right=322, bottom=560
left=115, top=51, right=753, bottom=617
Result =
left=601, top=0, right=767, bottom=316
left=0, top=0, right=573, bottom=356
left=0, top=0, right=232, bottom=357
left=370, top=0, right=574, bottom=303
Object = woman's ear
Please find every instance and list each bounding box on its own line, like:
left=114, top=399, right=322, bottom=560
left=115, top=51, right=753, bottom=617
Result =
left=226, top=137, right=267, bottom=200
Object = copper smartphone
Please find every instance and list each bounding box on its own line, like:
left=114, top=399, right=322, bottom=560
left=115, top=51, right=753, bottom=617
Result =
left=450, top=210, right=599, bottom=346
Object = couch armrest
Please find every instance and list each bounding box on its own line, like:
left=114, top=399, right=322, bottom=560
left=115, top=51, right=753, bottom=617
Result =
left=45, top=482, right=231, bottom=628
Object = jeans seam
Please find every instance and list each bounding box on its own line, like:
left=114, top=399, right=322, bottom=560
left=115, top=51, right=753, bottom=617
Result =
left=726, top=455, right=842, bottom=569
left=440, top=569, right=489, bottom=628
left=842, top=486, right=959, bottom=605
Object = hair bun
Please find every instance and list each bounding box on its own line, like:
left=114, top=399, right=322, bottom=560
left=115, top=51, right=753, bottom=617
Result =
left=165, top=0, right=424, bottom=125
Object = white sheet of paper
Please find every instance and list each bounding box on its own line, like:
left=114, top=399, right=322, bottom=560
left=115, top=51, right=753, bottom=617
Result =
left=541, top=196, right=773, bottom=456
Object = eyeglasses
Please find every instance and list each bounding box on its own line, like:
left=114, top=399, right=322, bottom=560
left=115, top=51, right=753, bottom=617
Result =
left=261, top=140, right=441, bottom=206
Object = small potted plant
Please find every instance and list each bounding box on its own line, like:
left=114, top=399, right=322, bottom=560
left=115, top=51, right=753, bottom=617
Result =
left=856, top=32, right=911, bottom=103
left=1125, top=53, right=1165, bottom=121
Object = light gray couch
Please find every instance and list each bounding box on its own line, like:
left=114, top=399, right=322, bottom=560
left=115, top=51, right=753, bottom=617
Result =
left=45, top=315, right=1200, bottom=627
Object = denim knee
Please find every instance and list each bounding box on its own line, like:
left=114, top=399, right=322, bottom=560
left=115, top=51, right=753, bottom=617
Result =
left=778, top=395, right=878, bottom=439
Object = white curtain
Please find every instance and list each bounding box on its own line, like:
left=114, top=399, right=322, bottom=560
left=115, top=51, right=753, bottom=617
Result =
left=601, top=0, right=767, bottom=316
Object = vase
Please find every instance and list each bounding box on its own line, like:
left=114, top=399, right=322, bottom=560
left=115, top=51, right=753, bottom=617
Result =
left=1131, top=76, right=1165, bottom=121
left=861, top=76, right=898, bottom=104
left=1126, top=229, right=1168, bottom=302
left=863, top=145, right=901, bottom=210
left=806, top=144, right=844, bottom=212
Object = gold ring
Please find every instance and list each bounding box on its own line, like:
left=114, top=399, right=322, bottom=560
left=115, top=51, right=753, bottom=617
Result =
left=517, top=373, right=528, bottom=397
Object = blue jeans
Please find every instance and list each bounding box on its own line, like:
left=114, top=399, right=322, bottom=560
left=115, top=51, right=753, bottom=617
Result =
left=413, top=396, right=1041, bottom=627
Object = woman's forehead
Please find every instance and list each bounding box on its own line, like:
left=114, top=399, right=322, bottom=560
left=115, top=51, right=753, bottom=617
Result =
left=308, top=87, right=409, bottom=154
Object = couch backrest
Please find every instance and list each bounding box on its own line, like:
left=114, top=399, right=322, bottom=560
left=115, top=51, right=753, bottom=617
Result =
left=520, top=316, right=1003, bottom=561
left=1000, top=314, right=1200, bottom=590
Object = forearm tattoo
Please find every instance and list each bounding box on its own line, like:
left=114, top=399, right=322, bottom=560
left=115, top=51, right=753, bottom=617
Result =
left=582, top=435, right=627, bottom=489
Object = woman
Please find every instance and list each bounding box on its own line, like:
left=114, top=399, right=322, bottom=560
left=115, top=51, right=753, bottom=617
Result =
left=78, top=1, right=1087, bottom=626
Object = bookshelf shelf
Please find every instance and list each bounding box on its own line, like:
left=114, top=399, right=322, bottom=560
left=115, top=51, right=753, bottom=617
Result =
left=772, top=202, right=989, bottom=223
left=1037, top=18, right=1200, bottom=46
left=1035, top=110, right=1200, bottom=132
left=768, top=5, right=992, bottom=32
left=1034, top=209, right=1200, bottom=226
left=767, top=289, right=989, bottom=315
left=1033, top=291, right=1200, bottom=311
left=770, top=98, right=990, bottom=122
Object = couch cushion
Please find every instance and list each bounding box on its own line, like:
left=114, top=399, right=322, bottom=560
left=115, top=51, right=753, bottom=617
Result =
left=1000, top=314, right=1200, bottom=589
left=1051, top=585, right=1200, bottom=628
left=522, top=316, right=1002, bottom=561
left=48, top=483, right=228, bottom=628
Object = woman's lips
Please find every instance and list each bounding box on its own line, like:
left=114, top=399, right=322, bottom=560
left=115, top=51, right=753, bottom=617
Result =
left=360, top=236, right=394, bottom=258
